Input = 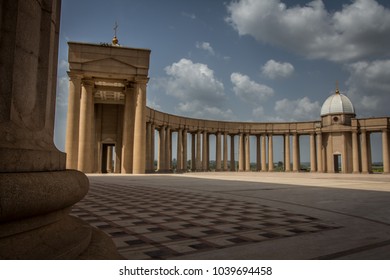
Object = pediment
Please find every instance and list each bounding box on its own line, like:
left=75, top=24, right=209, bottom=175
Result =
left=84, top=58, right=137, bottom=69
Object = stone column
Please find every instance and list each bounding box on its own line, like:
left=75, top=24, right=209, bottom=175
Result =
left=107, top=146, right=113, bottom=172
left=132, top=82, right=147, bottom=174
left=284, top=134, right=291, bottom=172
left=256, top=135, right=261, bottom=171
left=382, top=130, right=390, bottom=174
left=78, top=79, right=95, bottom=173
left=121, top=86, right=135, bottom=173
left=245, top=134, right=251, bottom=171
left=292, top=133, right=300, bottom=172
left=310, top=133, right=317, bottom=172
left=239, top=133, right=245, bottom=171
left=202, top=131, right=208, bottom=171
left=150, top=124, right=155, bottom=172
left=216, top=132, right=222, bottom=171
left=367, top=132, right=372, bottom=173
left=261, top=134, right=267, bottom=171
left=115, top=106, right=123, bottom=173
left=191, top=133, right=196, bottom=171
left=182, top=130, right=188, bottom=172
left=268, top=134, right=274, bottom=172
left=328, top=134, right=334, bottom=173
left=361, top=131, right=369, bottom=173
left=158, top=126, right=166, bottom=171
left=65, top=73, right=81, bottom=169
left=165, top=127, right=171, bottom=171
left=317, top=133, right=323, bottom=173
left=352, top=131, right=360, bottom=173
left=0, top=0, right=119, bottom=259
left=230, top=135, right=236, bottom=171
left=177, top=128, right=183, bottom=172
left=146, top=122, right=152, bottom=172
left=196, top=131, right=202, bottom=171
left=223, top=132, right=228, bottom=171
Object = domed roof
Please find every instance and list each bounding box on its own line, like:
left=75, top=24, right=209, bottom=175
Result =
left=320, top=89, right=355, bottom=116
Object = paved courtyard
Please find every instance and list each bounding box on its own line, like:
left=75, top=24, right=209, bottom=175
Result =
left=71, top=172, right=390, bottom=259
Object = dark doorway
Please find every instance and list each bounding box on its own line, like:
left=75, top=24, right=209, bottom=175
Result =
left=102, top=143, right=115, bottom=173
left=334, top=154, right=341, bottom=173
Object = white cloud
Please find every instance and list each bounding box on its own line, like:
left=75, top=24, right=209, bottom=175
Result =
left=196, top=41, right=215, bottom=55
left=226, top=0, right=390, bottom=61
left=182, top=12, right=196, bottom=20
left=56, top=76, right=69, bottom=107
left=146, top=98, right=162, bottom=111
left=262, top=59, right=294, bottom=79
left=346, top=59, right=390, bottom=116
left=157, top=58, right=235, bottom=120
left=231, top=72, right=274, bottom=104
left=274, top=97, right=321, bottom=121
left=163, top=58, right=225, bottom=103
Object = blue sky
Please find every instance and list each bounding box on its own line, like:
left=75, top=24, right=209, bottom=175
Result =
left=55, top=0, right=390, bottom=163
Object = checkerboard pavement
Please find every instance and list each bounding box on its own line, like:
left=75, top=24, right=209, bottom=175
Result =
left=71, top=182, right=340, bottom=259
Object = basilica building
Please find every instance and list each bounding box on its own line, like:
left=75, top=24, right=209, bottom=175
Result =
left=65, top=41, right=390, bottom=175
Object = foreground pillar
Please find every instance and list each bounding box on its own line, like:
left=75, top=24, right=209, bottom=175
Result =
left=196, top=131, right=202, bottom=171
left=191, top=133, right=196, bottom=171
left=0, top=0, right=119, bottom=259
left=158, top=127, right=166, bottom=171
left=256, top=135, right=261, bottom=171
left=202, top=131, right=208, bottom=171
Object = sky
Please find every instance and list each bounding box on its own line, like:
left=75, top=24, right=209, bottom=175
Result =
left=54, top=0, right=390, bottom=163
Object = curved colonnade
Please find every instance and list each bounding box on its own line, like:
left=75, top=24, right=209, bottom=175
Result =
left=145, top=107, right=390, bottom=174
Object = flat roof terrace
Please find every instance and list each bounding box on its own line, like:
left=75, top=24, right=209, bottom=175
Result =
left=71, top=173, right=390, bottom=259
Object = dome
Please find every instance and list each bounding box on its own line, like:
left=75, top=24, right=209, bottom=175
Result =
left=320, top=90, right=355, bottom=116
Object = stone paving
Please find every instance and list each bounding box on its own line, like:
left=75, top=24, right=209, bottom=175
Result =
left=71, top=173, right=390, bottom=260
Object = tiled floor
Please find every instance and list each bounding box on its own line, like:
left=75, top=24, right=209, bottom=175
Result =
left=71, top=179, right=340, bottom=259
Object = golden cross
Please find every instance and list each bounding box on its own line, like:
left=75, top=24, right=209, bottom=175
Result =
left=114, top=21, right=119, bottom=37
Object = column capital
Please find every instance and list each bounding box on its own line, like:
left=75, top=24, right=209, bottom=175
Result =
left=81, top=78, right=94, bottom=87
left=67, top=71, right=83, bottom=80
left=134, top=76, right=150, bottom=84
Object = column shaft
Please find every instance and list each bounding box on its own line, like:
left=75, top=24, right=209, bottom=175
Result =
left=238, top=133, right=244, bottom=171
left=256, top=135, right=261, bottom=171
left=202, top=132, right=208, bottom=171
left=223, top=133, right=228, bottom=171
left=150, top=124, right=155, bottom=172
left=245, top=134, right=251, bottom=171
left=182, top=130, right=188, bottom=172
left=230, top=135, right=235, bottom=171
left=165, top=127, right=171, bottom=171
left=292, top=134, right=300, bottom=172
left=191, top=133, right=196, bottom=171
left=121, top=87, right=136, bottom=173
left=177, top=129, right=183, bottom=171
left=352, top=131, right=360, bottom=173
left=261, top=135, right=267, bottom=171
left=107, top=146, right=113, bottom=172
left=132, top=83, right=147, bottom=174
left=158, top=127, right=166, bottom=171
left=216, top=132, right=222, bottom=171
left=317, top=133, right=323, bottom=172
left=268, top=135, right=274, bottom=172
left=196, top=131, right=201, bottom=171
left=361, top=131, right=369, bottom=173
left=383, top=130, right=390, bottom=173
left=285, top=134, right=291, bottom=172
left=78, top=80, right=95, bottom=173
left=65, top=75, right=81, bottom=169
left=310, top=133, right=317, bottom=172
left=146, top=122, right=152, bottom=172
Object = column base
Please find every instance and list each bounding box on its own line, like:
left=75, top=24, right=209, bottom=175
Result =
left=0, top=170, right=121, bottom=259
